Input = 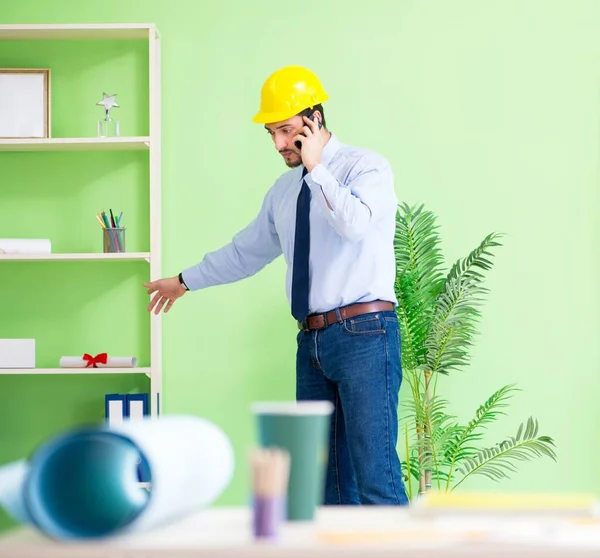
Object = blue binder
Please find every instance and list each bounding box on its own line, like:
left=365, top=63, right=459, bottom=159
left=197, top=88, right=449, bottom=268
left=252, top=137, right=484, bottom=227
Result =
left=126, top=394, right=149, bottom=419
left=104, top=394, right=127, bottom=426
left=125, top=394, right=151, bottom=483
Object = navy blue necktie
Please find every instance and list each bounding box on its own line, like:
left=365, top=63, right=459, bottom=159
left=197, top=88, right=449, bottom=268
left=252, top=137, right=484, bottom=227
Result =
left=291, top=167, right=311, bottom=322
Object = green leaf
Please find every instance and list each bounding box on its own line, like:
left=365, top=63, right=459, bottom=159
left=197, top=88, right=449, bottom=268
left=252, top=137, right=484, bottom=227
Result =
left=394, top=204, right=446, bottom=372
left=403, top=391, right=460, bottom=491
left=452, top=417, right=557, bottom=490
left=443, top=384, right=519, bottom=490
left=424, top=233, right=503, bottom=377
left=446, top=232, right=503, bottom=286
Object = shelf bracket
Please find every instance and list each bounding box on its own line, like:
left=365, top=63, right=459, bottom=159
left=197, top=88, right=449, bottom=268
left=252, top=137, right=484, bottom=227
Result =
left=144, top=369, right=151, bottom=378
left=144, top=255, right=151, bottom=263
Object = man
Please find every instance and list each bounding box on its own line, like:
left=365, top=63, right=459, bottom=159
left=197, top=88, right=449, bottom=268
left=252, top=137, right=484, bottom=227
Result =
left=144, top=65, right=408, bottom=506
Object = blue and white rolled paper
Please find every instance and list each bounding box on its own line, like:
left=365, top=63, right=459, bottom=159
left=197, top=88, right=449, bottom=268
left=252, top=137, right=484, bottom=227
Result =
left=0, top=415, right=234, bottom=540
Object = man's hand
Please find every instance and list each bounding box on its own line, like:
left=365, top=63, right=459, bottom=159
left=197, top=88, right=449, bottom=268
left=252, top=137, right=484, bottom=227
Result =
left=294, top=116, right=327, bottom=172
left=144, top=276, right=187, bottom=314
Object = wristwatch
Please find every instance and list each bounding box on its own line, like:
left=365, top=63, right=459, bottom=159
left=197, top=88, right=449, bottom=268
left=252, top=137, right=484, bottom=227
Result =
left=178, top=272, right=189, bottom=291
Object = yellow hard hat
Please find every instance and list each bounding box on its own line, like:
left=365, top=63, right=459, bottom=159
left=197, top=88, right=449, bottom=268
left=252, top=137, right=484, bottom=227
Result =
left=252, top=65, right=329, bottom=124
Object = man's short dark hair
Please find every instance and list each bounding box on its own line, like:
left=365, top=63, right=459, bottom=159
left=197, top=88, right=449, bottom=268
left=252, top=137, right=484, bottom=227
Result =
left=297, top=104, right=326, bottom=128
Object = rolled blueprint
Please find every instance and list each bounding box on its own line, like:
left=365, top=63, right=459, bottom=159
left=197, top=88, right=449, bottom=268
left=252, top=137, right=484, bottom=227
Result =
left=59, top=355, right=138, bottom=368
left=0, top=239, right=51, bottom=254
left=0, top=415, right=234, bottom=540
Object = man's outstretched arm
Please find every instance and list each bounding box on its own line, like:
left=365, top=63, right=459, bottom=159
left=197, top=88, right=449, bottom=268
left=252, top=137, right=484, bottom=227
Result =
left=144, top=188, right=281, bottom=314
left=181, top=188, right=282, bottom=290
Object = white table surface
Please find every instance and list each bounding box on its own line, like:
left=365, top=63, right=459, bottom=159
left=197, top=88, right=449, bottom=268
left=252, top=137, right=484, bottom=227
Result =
left=1, top=506, right=600, bottom=558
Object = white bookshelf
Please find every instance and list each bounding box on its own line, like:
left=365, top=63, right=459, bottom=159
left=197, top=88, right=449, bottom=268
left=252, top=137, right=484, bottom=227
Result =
left=0, top=368, right=151, bottom=376
left=0, top=137, right=151, bottom=152
left=0, top=23, right=153, bottom=41
left=0, top=252, right=151, bottom=262
left=0, top=23, right=162, bottom=417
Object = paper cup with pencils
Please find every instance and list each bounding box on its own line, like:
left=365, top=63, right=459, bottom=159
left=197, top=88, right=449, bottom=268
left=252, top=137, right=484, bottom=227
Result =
left=251, top=448, right=290, bottom=540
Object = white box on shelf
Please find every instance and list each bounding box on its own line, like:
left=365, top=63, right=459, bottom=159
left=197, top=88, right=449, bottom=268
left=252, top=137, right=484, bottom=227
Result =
left=0, top=339, right=35, bottom=368
left=0, top=238, right=51, bottom=254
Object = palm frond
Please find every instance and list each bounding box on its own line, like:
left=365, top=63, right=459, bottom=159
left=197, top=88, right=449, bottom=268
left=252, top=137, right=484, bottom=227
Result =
left=394, top=275, right=426, bottom=371
left=413, top=419, right=462, bottom=468
left=402, top=391, right=450, bottom=430
left=394, top=204, right=446, bottom=371
left=424, top=277, right=486, bottom=375
left=399, top=369, right=427, bottom=424
left=446, top=232, right=503, bottom=286
left=403, top=393, right=458, bottom=490
left=424, top=233, right=503, bottom=377
left=443, top=384, right=519, bottom=490
left=394, top=203, right=445, bottom=285
left=403, top=456, right=423, bottom=482
left=453, top=417, right=557, bottom=490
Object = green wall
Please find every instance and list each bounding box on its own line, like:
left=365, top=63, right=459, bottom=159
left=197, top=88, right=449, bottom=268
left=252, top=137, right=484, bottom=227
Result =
left=1, top=0, right=599, bottom=531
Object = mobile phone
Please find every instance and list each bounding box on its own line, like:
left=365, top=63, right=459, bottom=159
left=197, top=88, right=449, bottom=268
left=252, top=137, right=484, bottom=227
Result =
left=295, top=110, right=322, bottom=150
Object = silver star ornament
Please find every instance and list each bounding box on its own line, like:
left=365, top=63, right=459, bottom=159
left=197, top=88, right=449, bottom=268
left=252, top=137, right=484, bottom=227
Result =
left=97, top=93, right=119, bottom=114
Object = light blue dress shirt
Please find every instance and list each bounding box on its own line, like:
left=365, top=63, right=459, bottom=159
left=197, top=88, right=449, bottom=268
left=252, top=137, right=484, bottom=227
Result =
left=181, top=133, right=398, bottom=315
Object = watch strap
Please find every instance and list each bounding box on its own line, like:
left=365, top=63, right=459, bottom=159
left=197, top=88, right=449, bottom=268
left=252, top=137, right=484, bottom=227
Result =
left=178, top=272, right=189, bottom=290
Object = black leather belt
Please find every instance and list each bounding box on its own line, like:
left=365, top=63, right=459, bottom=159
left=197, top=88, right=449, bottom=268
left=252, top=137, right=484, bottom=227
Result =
left=298, top=300, right=395, bottom=331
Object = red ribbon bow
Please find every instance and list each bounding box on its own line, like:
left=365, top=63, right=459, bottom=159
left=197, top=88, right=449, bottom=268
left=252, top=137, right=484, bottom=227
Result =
left=83, top=352, right=108, bottom=368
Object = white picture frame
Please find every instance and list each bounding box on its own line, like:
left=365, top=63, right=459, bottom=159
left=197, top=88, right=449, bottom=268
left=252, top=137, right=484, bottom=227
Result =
left=0, top=68, right=51, bottom=138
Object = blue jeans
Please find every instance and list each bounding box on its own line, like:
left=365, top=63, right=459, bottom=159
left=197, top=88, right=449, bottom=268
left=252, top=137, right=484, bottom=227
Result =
left=296, top=309, right=409, bottom=506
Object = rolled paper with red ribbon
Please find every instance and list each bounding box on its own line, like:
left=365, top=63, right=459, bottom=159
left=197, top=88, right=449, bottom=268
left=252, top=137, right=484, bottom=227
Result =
left=83, top=353, right=108, bottom=368
left=58, top=355, right=138, bottom=368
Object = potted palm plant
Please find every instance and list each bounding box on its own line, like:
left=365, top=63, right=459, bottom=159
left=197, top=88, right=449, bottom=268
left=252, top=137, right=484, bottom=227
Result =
left=394, top=203, right=556, bottom=499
